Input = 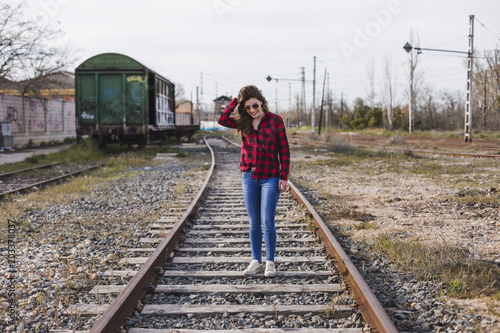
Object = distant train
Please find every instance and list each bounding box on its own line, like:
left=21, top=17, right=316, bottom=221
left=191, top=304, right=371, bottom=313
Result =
left=75, top=53, right=199, bottom=147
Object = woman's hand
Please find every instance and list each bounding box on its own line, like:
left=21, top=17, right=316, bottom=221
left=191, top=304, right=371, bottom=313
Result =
left=230, top=97, right=238, bottom=107
left=278, top=179, right=288, bottom=193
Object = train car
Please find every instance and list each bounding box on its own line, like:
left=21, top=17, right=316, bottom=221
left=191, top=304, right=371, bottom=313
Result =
left=75, top=53, right=198, bottom=147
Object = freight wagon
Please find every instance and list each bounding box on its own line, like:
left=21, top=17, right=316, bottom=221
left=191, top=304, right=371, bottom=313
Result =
left=75, top=53, right=199, bottom=148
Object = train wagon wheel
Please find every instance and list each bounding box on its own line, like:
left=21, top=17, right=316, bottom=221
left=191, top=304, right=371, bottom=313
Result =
left=92, top=133, right=106, bottom=149
left=138, top=136, right=147, bottom=150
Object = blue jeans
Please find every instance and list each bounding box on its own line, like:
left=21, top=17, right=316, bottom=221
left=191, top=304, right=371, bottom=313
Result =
left=241, top=172, right=281, bottom=262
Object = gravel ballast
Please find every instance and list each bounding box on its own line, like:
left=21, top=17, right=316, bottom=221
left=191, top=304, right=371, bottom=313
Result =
left=1, top=140, right=498, bottom=333
left=0, top=147, right=209, bottom=332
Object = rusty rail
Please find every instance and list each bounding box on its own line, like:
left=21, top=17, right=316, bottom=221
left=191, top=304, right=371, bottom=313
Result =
left=0, top=161, right=64, bottom=179
left=288, top=135, right=500, bottom=159
left=289, top=182, right=398, bottom=333
left=89, top=137, right=215, bottom=333
left=380, top=146, right=500, bottom=159
left=222, top=136, right=398, bottom=333
left=0, top=164, right=98, bottom=198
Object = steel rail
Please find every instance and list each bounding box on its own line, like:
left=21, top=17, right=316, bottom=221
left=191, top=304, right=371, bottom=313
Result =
left=0, top=161, right=64, bottom=179
left=380, top=146, right=500, bottom=159
left=0, top=164, right=98, bottom=198
left=289, top=137, right=500, bottom=159
left=89, top=137, right=215, bottom=333
left=221, top=136, right=398, bottom=333
left=288, top=182, right=398, bottom=333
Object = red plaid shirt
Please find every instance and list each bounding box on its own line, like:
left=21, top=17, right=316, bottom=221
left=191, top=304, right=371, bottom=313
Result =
left=218, top=98, right=290, bottom=181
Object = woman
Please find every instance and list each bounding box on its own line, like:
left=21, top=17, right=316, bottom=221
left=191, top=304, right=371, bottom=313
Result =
left=218, top=85, right=290, bottom=277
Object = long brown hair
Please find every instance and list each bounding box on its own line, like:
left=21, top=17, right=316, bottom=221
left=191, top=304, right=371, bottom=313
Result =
left=233, top=85, right=269, bottom=136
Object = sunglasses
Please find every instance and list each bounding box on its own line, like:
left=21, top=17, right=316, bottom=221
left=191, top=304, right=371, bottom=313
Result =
left=244, top=103, right=260, bottom=111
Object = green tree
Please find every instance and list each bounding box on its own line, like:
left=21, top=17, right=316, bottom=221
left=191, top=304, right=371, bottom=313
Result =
left=367, top=108, right=383, bottom=128
left=341, top=114, right=352, bottom=128
left=349, top=98, right=369, bottom=129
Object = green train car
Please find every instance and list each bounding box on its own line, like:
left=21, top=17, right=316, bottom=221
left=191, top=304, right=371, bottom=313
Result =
left=75, top=53, right=198, bottom=147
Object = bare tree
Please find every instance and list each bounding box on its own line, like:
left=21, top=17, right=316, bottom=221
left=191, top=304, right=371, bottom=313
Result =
left=174, top=82, right=186, bottom=100
left=441, top=90, right=464, bottom=131
left=484, top=49, right=500, bottom=94
left=419, top=85, right=438, bottom=130
left=479, top=48, right=500, bottom=130
left=0, top=1, right=73, bottom=96
left=365, top=57, right=376, bottom=115
left=469, top=48, right=500, bottom=132
left=382, top=52, right=397, bottom=130
left=474, top=60, right=491, bottom=131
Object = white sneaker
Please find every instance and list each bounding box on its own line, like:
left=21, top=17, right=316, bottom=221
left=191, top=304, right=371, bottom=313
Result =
left=243, top=260, right=264, bottom=275
left=265, top=261, right=276, bottom=277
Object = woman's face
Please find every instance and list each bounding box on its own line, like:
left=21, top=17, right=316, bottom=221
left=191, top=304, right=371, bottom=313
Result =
left=244, top=97, right=264, bottom=119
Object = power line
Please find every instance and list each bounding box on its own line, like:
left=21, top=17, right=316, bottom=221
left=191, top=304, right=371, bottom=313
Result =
left=427, top=36, right=468, bottom=49
left=475, top=17, right=500, bottom=41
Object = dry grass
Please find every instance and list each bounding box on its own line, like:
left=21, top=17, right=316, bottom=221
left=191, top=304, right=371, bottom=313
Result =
left=0, top=142, right=193, bottom=230
left=0, top=168, right=137, bottom=231
left=290, top=142, right=500, bottom=322
left=455, top=188, right=499, bottom=207
left=369, top=235, right=500, bottom=299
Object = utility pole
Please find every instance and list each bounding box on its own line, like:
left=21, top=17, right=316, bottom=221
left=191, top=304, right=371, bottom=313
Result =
left=301, top=67, right=306, bottom=127
left=200, top=72, right=204, bottom=121
left=318, top=68, right=327, bottom=136
left=275, top=88, right=278, bottom=114
left=409, top=60, right=414, bottom=134
left=340, top=92, right=344, bottom=129
left=312, top=56, right=317, bottom=134
left=196, top=86, right=200, bottom=120
left=326, top=72, right=330, bottom=133
left=464, top=15, right=474, bottom=142
left=190, top=91, right=194, bottom=124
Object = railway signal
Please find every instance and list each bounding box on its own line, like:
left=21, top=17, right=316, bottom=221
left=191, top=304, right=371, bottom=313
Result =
left=266, top=65, right=314, bottom=129
left=403, top=15, right=474, bottom=142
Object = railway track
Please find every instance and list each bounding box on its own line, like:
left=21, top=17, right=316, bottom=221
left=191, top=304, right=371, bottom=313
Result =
left=61, top=137, right=397, bottom=333
left=288, top=135, right=500, bottom=159
left=0, top=161, right=98, bottom=198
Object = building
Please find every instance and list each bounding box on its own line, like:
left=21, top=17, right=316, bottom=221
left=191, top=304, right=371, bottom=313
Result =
left=175, top=100, right=194, bottom=116
left=0, top=72, right=76, bottom=146
left=213, top=96, right=233, bottom=121
left=0, top=71, right=75, bottom=102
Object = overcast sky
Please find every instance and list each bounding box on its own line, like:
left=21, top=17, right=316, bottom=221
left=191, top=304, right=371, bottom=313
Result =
left=28, top=0, right=500, bottom=110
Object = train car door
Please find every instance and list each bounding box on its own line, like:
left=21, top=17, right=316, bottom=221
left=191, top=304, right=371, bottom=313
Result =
left=98, top=74, right=124, bottom=125
left=78, top=74, right=97, bottom=126
left=125, top=74, right=145, bottom=125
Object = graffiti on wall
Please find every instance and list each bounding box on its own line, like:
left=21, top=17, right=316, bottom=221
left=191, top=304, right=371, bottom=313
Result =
left=47, top=100, right=64, bottom=131
left=5, top=106, right=18, bottom=122
left=66, top=108, right=76, bottom=128
left=29, top=99, right=45, bottom=132
left=125, top=75, right=144, bottom=123
left=47, top=110, right=63, bottom=131
left=80, top=100, right=96, bottom=120
left=100, top=86, right=123, bottom=123
left=0, top=95, right=76, bottom=140
left=4, top=106, right=23, bottom=132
